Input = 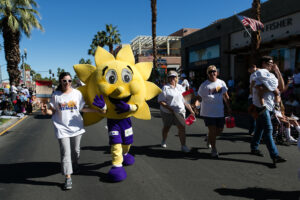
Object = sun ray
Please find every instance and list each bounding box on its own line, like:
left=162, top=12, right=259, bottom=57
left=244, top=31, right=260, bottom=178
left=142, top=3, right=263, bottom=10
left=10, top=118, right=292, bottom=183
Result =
left=83, top=112, right=104, bottom=126
left=116, top=45, right=135, bottom=66
left=133, top=102, right=151, bottom=120
left=95, top=47, right=115, bottom=67
left=73, top=64, right=96, bottom=83
left=144, top=81, right=162, bottom=101
left=135, top=62, right=153, bottom=81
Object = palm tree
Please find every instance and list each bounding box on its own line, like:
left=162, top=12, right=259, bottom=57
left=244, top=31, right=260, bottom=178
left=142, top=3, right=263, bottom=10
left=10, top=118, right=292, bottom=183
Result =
left=88, top=24, right=121, bottom=56
left=105, top=24, right=121, bottom=54
left=151, top=0, right=157, bottom=70
left=88, top=31, right=106, bottom=56
left=79, top=58, right=92, bottom=64
left=0, top=0, right=43, bottom=85
left=250, top=0, right=261, bottom=66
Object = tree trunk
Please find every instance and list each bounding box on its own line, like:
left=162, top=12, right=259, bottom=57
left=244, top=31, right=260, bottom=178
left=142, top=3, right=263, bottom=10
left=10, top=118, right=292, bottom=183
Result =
left=151, top=0, right=157, bottom=70
left=250, top=0, right=261, bottom=66
left=3, top=21, right=21, bottom=85
left=109, top=44, right=114, bottom=55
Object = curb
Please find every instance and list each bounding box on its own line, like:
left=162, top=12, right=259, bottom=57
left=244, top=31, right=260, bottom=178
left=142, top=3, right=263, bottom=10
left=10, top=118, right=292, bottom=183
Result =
left=0, top=116, right=28, bottom=136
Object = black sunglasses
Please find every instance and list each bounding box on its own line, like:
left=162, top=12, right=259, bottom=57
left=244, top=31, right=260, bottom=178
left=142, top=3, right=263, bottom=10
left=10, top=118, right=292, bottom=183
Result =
left=62, top=80, right=72, bottom=83
left=208, top=70, right=217, bottom=74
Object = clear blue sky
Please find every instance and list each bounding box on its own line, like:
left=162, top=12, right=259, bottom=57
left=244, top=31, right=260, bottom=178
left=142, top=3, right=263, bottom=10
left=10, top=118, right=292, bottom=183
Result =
left=0, top=0, right=267, bottom=80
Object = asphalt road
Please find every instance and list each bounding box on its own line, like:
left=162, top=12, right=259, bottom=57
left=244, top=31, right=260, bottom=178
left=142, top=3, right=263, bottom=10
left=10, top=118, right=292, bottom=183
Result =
left=0, top=108, right=299, bottom=200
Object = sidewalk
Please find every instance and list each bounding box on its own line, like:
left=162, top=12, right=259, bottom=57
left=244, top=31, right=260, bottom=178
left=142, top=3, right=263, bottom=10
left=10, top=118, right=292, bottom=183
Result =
left=0, top=115, right=29, bottom=135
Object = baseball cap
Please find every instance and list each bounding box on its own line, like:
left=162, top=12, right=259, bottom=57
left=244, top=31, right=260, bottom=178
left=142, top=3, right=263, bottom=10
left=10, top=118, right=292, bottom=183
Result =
left=167, top=70, right=178, bottom=77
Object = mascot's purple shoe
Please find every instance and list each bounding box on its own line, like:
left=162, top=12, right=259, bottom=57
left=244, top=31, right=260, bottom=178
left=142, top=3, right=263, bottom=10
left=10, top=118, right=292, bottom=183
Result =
left=108, top=166, right=127, bottom=182
left=123, top=153, right=135, bottom=166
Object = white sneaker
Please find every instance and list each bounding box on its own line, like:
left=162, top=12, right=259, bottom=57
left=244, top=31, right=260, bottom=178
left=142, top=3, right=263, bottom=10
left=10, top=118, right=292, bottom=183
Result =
left=181, top=145, right=190, bottom=153
left=211, top=148, right=219, bottom=158
left=288, top=137, right=297, bottom=144
left=206, top=140, right=212, bottom=149
left=161, top=141, right=167, bottom=148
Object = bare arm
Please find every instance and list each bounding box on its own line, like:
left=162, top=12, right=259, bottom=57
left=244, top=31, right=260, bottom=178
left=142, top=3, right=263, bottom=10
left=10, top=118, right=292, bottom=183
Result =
left=223, top=92, right=232, bottom=115
left=184, top=102, right=195, bottom=116
left=41, top=103, right=55, bottom=115
left=272, top=64, right=285, bottom=92
left=81, top=107, right=106, bottom=114
left=159, top=101, right=174, bottom=113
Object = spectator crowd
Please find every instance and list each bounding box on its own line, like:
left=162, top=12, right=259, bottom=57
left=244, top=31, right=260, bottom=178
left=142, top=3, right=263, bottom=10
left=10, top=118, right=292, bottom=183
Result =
left=0, top=83, right=35, bottom=117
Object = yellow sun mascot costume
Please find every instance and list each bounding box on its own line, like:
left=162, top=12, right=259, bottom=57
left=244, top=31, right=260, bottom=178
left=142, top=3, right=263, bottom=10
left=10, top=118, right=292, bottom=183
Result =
left=74, top=45, right=161, bottom=182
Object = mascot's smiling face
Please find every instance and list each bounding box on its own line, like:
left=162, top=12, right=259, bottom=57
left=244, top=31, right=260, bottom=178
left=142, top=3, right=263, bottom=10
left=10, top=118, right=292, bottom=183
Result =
left=74, top=45, right=161, bottom=125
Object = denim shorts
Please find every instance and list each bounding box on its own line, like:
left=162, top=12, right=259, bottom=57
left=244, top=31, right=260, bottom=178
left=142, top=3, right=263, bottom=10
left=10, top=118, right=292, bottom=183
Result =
left=203, top=117, right=225, bottom=128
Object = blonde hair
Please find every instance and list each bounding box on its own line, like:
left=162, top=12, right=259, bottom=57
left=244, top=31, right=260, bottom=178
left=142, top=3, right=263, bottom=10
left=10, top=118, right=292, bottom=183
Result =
left=206, top=65, right=217, bottom=74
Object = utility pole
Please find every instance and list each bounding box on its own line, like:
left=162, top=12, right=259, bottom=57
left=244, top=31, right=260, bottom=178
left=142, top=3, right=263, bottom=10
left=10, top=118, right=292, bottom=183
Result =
left=21, top=49, right=27, bottom=86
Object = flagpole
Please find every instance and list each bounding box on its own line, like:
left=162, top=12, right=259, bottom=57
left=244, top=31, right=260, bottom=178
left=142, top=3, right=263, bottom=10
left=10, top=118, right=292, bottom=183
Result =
left=234, top=12, right=252, bottom=38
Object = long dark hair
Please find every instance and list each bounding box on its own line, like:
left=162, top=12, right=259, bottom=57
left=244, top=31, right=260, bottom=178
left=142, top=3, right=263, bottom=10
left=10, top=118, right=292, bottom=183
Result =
left=56, top=72, right=72, bottom=91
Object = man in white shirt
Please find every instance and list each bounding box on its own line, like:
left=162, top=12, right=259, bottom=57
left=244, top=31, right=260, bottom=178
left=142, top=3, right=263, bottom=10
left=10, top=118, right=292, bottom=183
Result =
left=250, top=56, right=286, bottom=167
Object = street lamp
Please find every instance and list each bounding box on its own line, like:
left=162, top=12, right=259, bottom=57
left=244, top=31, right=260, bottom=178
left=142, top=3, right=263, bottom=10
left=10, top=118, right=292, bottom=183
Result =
left=21, top=49, right=27, bottom=86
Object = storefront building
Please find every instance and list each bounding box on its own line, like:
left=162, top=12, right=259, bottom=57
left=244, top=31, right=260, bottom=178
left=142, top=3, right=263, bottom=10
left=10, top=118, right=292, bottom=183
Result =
left=181, top=0, right=300, bottom=88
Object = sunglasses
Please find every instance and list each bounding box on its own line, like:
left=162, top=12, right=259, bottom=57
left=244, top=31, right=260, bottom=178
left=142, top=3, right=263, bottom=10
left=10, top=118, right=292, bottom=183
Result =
left=62, top=79, right=72, bottom=83
left=208, top=70, right=217, bottom=74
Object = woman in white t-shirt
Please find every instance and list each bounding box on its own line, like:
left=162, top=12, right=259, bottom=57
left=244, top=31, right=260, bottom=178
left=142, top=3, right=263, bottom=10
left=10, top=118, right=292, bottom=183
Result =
left=157, top=70, right=195, bottom=153
left=198, top=65, right=232, bottom=158
left=41, top=72, right=104, bottom=190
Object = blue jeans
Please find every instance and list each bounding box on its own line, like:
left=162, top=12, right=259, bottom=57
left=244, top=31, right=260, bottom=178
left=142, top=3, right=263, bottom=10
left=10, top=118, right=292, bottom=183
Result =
left=248, top=98, right=256, bottom=134
left=250, top=109, right=278, bottom=159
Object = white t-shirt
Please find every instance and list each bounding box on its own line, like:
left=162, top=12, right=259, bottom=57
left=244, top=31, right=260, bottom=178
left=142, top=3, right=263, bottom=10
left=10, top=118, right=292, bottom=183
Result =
left=158, top=84, right=185, bottom=114
left=11, top=85, right=18, bottom=94
left=252, top=69, right=278, bottom=111
left=198, top=79, right=228, bottom=117
left=255, top=69, right=278, bottom=91
left=248, top=71, right=258, bottom=99
left=50, top=89, right=86, bottom=139
left=180, top=79, right=190, bottom=91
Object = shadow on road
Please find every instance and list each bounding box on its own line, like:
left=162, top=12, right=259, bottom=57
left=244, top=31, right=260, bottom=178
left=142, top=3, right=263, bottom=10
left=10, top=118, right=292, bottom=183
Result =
left=130, top=145, right=275, bottom=168
left=214, top=187, right=300, bottom=200
left=81, top=145, right=110, bottom=154
left=34, top=114, right=52, bottom=119
left=76, top=161, right=114, bottom=183
left=0, top=162, right=62, bottom=188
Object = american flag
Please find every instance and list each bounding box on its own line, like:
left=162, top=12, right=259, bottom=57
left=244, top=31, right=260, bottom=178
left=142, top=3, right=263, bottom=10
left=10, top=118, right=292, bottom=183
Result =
left=237, top=15, right=264, bottom=31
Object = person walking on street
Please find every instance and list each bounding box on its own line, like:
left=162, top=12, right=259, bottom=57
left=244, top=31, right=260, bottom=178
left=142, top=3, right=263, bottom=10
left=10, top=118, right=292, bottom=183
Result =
left=197, top=65, right=231, bottom=158
left=250, top=56, right=286, bottom=167
left=41, top=72, right=104, bottom=190
left=158, top=70, right=195, bottom=152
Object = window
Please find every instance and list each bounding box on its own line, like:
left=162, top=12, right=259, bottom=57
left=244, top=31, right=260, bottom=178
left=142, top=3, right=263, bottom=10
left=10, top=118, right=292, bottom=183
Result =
left=189, top=44, right=220, bottom=63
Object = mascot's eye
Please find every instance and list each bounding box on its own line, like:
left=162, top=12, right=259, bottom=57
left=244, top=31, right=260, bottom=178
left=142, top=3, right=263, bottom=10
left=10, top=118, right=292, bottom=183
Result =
left=121, top=68, right=132, bottom=83
left=105, top=69, right=118, bottom=84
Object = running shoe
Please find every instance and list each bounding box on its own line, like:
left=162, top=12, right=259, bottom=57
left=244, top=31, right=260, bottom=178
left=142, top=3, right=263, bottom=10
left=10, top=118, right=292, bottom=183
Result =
left=211, top=148, right=219, bottom=158
left=181, top=145, right=190, bottom=153
left=161, top=141, right=167, bottom=148
left=64, top=177, right=72, bottom=190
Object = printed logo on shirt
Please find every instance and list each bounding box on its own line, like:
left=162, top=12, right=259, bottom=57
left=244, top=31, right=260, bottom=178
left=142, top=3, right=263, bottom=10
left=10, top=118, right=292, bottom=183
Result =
left=124, top=127, right=133, bottom=137
left=59, top=100, right=78, bottom=112
left=109, top=131, right=119, bottom=136
left=208, top=86, right=223, bottom=95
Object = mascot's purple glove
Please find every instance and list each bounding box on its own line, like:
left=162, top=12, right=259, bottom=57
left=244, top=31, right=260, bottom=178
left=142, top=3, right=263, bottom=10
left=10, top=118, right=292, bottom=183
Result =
left=93, top=95, right=106, bottom=109
left=115, top=101, right=130, bottom=114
